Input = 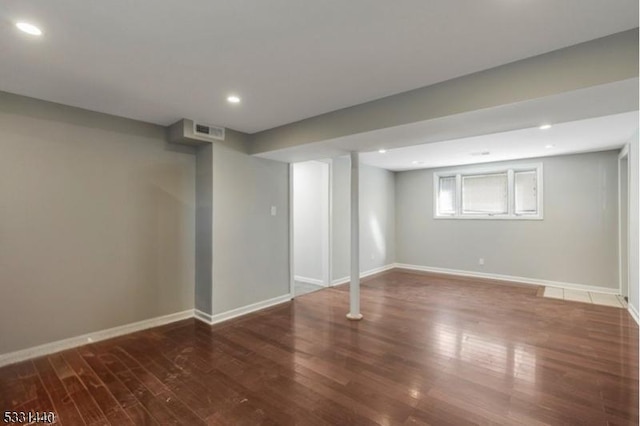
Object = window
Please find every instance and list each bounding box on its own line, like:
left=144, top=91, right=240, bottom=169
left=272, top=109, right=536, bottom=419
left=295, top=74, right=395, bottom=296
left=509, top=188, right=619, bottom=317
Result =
left=438, top=175, right=456, bottom=215
left=462, top=173, right=508, bottom=215
left=514, top=170, right=537, bottom=215
left=434, top=163, right=543, bottom=219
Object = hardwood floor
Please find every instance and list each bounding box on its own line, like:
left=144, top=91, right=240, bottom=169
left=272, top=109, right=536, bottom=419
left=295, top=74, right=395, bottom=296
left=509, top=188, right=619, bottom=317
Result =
left=1, top=270, right=638, bottom=425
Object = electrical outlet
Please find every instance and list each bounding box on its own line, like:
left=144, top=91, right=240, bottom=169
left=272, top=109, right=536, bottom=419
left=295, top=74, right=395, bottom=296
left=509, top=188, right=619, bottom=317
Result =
left=270, top=206, right=277, bottom=216
left=478, top=258, right=485, bottom=265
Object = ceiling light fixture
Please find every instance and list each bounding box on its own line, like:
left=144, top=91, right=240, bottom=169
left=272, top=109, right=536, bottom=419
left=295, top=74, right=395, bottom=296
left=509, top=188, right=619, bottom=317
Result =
left=412, top=160, right=424, bottom=165
left=227, top=95, right=241, bottom=104
left=378, top=149, right=387, bottom=154
left=545, top=144, right=554, bottom=149
left=539, top=124, right=552, bottom=130
left=16, top=22, right=42, bottom=36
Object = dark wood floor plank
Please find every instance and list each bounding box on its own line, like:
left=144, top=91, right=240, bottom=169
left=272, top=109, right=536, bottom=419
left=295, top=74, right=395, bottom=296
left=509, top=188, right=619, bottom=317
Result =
left=77, top=346, right=139, bottom=411
left=13, top=370, right=60, bottom=424
left=103, top=347, right=208, bottom=425
left=62, top=349, right=134, bottom=426
left=113, top=343, right=237, bottom=420
left=124, top=403, right=159, bottom=426
left=0, top=270, right=637, bottom=424
left=5, top=360, right=39, bottom=411
left=49, top=353, right=110, bottom=426
left=0, top=361, right=31, bottom=410
left=33, top=356, right=85, bottom=426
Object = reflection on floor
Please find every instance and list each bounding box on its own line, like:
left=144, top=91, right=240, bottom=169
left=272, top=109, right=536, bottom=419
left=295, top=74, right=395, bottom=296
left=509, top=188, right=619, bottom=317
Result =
left=543, top=287, right=626, bottom=307
left=294, top=280, right=324, bottom=296
left=0, top=270, right=637, bottom=424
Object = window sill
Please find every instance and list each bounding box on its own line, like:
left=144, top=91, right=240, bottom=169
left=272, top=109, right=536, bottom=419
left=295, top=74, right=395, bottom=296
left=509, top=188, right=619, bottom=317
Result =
left=433, top=215, right=544, bottom=221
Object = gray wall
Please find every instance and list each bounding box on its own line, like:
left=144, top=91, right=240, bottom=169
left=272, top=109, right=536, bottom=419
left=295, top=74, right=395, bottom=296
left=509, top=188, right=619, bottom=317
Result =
left=0, top=92, right=196, bottom=354
left=360, top=162, right=396, bottom=273
left=211, top=142, right=290, bottom=313
left=293, top=161, right=329, bottom=283
left=396, top=151, right=619, bottom=289
left=332, top=157, right=396, bottom=281
left=628, top=131, right=639, bottom=316
left=195, top=144, right=213, bottom=314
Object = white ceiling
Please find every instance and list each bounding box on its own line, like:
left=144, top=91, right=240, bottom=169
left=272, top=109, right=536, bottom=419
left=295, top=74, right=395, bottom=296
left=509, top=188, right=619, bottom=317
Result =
left=359, top=111, right=638, bottom=171
left=0, top=1, right=637, bottom=133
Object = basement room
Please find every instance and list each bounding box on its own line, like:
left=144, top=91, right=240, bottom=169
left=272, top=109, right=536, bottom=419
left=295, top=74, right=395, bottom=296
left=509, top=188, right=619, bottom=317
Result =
left=0, top=1, right=638, bottom=425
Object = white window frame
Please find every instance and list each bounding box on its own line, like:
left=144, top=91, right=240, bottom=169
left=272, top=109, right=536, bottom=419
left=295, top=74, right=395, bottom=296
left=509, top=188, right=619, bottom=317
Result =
left=433, top=162, right=543, bottom=220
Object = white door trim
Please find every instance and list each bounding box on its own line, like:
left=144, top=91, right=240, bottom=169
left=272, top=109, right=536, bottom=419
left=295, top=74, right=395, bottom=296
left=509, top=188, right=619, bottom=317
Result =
left=289, top=163, right=295, bottom=298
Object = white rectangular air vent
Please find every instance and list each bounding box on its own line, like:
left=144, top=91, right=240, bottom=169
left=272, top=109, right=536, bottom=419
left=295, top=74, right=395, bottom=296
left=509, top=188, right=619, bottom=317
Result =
left=167, top=119, right=226, bottom=146
left=193, top=122, right=225, bottom=141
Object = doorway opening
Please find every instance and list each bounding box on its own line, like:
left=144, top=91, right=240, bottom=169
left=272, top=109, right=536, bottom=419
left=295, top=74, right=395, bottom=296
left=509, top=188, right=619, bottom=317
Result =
left=290, top=160, right=331, bottom=297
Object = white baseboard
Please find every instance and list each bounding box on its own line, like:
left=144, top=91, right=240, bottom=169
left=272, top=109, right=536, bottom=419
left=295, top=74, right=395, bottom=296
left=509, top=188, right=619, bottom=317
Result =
left=332, top=277, right=350, bottom=286
left=1, top=292, right=296, bottom=367
left=294, top=275, right=325, bottom=286
left=628, top=303, right=639, bottom=326
left=0, top=309, right=194, bottom=368
left=194, top=309, right=213, bottom=323
left=194, top=293, right=292, bottom=325
left=395, top=263, right=620, bottom=295
left=331, top=263, right=395, bottom=286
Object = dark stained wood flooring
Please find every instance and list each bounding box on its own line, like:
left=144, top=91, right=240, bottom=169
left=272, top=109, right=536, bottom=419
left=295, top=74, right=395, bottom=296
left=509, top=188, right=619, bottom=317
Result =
left=1, top=270, right=638, bottom=425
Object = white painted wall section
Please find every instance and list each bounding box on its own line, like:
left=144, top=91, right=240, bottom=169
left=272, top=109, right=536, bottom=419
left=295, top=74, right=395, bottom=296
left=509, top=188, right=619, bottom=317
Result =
left=293, top=161, right=329, bottom=285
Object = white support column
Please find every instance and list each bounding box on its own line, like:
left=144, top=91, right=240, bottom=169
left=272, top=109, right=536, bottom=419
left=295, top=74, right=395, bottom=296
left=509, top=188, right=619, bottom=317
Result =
left=347, top=151, right=363, bottom=321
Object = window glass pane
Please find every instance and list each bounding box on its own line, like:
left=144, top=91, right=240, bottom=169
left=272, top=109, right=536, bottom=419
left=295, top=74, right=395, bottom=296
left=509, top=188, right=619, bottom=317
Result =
left=515, top=170, right=537, bottom=214
left=437, top=176, right=456, bottom=215
left=462, top=173, right=508, bottom=214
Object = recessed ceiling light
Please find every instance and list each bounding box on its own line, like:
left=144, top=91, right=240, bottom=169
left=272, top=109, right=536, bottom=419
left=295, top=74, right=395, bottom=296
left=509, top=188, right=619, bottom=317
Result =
left=545, top=144, right=554, bottom=149
left=227, top=95, right=241, bottom=104
left=412, top=160, right=424, bottom=165
left=539, top=124, right=552, bottom=130
left=471, top=151, right=491, bottom=156
left=16, top=22, right=42, bottom=36
left=378, top=149, right=387, bottom=154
